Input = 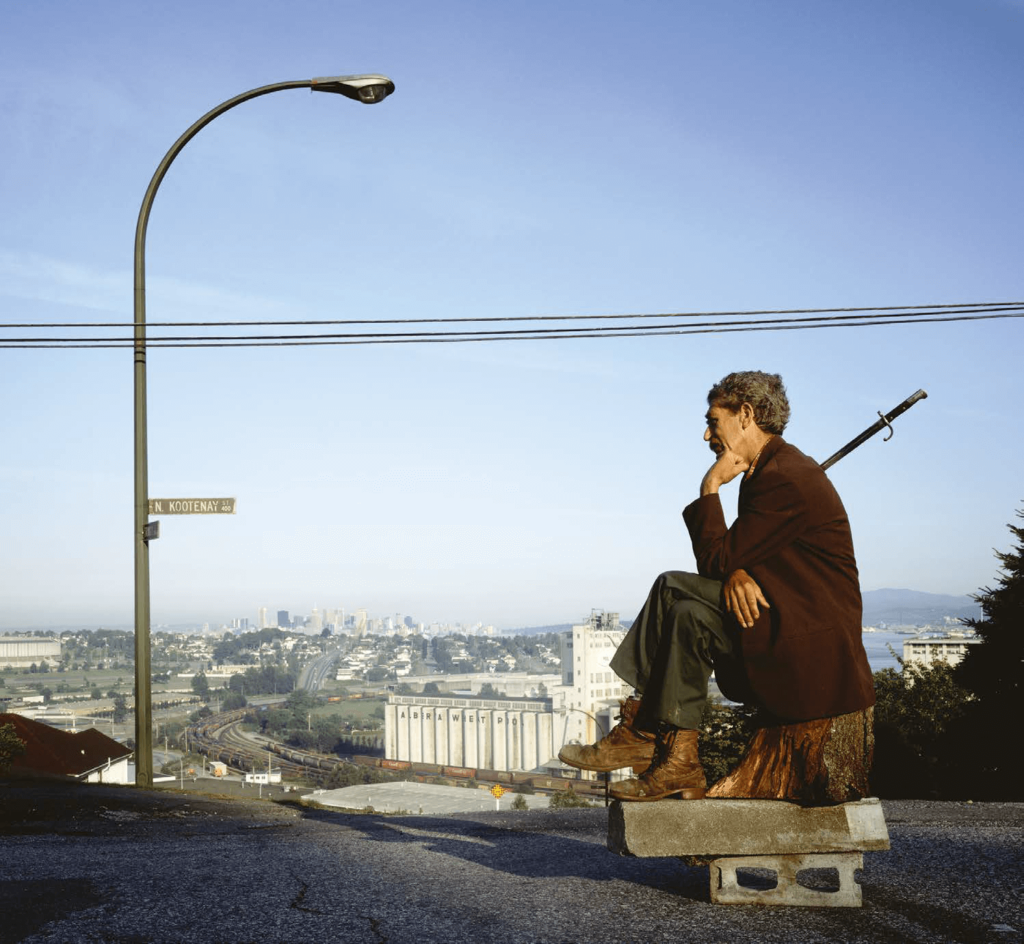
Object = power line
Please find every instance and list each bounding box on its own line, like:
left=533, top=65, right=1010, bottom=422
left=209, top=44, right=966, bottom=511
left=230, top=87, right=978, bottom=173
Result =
left=6, top=307, right=1024, bottom=344
left=3, top=300, right=1022, bottom=329
left=2, top=302, right=1022, bottom=348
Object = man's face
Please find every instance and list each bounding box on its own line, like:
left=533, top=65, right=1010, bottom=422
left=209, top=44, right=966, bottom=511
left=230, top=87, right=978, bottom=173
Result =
left=704, top=403, right=744, bottom=456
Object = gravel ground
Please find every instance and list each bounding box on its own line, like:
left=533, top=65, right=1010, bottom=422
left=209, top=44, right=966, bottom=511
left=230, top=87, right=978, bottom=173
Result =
left=1, top=780, right=1021, bottom=943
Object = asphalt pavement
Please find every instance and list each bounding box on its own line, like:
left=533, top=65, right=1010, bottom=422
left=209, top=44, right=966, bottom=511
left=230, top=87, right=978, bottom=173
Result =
left=1, top=779, right=1021, bottom=943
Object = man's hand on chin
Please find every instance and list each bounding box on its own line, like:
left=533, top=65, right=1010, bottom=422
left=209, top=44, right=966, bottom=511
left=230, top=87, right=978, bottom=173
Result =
left=700, top=448, right=749, bottom=496
left=723, top=568, right=770, bottom=630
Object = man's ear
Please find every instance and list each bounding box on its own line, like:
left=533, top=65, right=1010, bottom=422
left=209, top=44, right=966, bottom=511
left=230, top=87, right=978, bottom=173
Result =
left=738, top=402, right=755, bottom=428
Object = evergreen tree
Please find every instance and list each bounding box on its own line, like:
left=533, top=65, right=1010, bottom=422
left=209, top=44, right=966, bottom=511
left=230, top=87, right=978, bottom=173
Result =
left=0, top=722, right=26, bottom=773
left=953, top=506, right=1024, bottom=799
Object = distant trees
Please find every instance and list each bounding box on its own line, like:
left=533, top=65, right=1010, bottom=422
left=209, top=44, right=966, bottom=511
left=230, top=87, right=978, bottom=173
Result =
left=289, top=715, right=345, bottom=754
left=190, top=673, right=211, bottom=702
left=112, top=694, right=128, bottom=724
left=220, top=691, right=247, bottom=712
left=262, top=708, right=293, bottom=735
left=228, top=665, right=295, bottom=697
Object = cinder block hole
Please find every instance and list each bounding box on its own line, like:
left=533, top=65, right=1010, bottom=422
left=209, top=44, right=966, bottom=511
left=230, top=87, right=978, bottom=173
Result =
left=734, top=868, right=778, bottom=891
left=795, top=868, right=841, bottom=892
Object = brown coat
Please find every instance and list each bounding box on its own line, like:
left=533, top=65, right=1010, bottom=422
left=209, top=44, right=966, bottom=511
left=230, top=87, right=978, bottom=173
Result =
left=682, top=436, right=875, bottom=722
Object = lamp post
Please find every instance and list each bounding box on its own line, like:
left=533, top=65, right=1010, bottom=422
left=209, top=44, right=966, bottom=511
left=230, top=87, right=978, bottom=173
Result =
left=133, top=74, right=395, bottom=786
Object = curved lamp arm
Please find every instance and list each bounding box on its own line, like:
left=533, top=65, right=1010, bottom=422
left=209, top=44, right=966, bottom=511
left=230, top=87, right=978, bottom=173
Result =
left=133, top=74, right=394, bottom=786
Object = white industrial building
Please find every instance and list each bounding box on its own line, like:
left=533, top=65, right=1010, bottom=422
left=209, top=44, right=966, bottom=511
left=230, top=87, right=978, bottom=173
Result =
left=0, top=636, right=61, bottom=669
left=385, top=693, right=555, bottom=771
left=384, top=610, right=632, bottom=776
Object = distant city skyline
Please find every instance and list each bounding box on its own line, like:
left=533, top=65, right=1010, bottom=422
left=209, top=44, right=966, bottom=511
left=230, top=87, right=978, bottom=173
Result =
left=0, top=585, right=980, bottom=638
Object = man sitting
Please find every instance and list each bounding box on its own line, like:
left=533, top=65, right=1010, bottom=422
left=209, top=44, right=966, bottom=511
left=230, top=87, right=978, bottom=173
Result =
left=559, top=371, right=875, bottom=801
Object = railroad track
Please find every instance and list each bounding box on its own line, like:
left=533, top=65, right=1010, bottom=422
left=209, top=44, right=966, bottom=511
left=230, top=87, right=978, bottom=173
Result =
left=187, top=708, right=610, bottom=798
left=187, top=709, right=352, bottom=783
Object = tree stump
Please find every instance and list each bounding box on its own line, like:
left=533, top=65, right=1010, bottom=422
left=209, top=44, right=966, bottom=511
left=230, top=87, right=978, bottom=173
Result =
left=707, top=707, right=873, bottom=804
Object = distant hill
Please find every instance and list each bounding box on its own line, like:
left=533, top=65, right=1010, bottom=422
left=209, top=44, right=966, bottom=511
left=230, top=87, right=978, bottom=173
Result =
left=505, top=588, right=979, bottom=636
left=500, top=623, right=574, bottom=637
left=862, top=588, right=977, bottom=626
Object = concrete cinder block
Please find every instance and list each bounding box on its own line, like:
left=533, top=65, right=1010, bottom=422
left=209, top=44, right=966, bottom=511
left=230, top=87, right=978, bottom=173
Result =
left=711, top=852, right=864, bottom=907
left=607, top=797, right=889, bottom=858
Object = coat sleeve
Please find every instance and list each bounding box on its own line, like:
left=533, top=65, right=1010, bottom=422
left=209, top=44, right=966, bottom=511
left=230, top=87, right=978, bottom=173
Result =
left=682, top=468, right=812, bottom=580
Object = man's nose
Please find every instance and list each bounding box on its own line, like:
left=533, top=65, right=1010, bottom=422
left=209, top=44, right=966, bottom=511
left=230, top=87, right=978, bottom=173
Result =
left=703, top=427, right=711, bottom=441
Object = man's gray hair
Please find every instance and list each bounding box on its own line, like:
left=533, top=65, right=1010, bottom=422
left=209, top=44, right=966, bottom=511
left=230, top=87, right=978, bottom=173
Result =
left=707, top=371, right=791, bottom=435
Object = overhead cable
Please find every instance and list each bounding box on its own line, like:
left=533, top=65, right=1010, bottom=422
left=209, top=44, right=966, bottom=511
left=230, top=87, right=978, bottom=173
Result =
left=2, top=302, right=1022, bottom=349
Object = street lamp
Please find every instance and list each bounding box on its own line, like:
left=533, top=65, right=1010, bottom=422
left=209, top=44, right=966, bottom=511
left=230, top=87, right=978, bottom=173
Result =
left=133, top=74, right=395, bottom=787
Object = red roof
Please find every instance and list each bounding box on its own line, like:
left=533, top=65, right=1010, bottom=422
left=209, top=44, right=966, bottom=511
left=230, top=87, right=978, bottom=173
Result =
left=1, top=713, right=132, bottom=778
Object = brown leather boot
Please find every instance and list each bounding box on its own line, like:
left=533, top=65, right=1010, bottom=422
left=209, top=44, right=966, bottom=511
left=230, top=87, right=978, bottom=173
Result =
left=558, top=696, right=656, bottom=773
left=609, top=726, right=706, bottom=801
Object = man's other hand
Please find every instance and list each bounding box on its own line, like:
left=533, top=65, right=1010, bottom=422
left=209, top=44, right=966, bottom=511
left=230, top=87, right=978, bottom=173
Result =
left=724, top=568, right=770, bottom=629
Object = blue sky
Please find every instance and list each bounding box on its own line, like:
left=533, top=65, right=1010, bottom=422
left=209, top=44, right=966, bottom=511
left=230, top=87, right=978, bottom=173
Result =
left=1, top=0, right=1022, bottom=630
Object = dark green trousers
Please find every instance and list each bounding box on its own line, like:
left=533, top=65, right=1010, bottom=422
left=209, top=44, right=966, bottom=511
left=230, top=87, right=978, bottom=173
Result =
left=609, top=571, right=752, bottom=730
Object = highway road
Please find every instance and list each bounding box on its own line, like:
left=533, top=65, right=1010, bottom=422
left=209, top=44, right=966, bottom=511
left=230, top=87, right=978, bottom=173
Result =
left=298, top=648, right=341, bottom=692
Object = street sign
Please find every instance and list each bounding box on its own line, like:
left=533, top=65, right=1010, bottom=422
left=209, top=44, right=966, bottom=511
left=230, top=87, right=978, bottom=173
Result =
left=144, top=521, right=160, bottom=541
left=148, top=498, right=236, bottom=515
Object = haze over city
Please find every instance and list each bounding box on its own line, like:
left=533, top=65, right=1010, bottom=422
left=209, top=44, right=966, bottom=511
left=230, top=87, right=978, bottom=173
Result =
left=2, top=1, right=1022, bottom=631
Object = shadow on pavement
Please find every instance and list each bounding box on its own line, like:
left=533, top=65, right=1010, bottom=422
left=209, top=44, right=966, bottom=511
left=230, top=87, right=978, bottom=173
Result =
left=290, top=803, right=710, bottom=902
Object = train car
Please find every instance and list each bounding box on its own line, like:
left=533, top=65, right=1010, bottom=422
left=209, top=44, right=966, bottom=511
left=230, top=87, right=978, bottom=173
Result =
left=523, top=772, right=607, bottom=794
left=352, top=754, right=382, bottom=769
left=380, top=758, right=411, bottom=771
left=476, top=767, right=514, bottom=785
left=410, top=762, right=443, bottom=776
left=442, top=766, right=475, bottom=780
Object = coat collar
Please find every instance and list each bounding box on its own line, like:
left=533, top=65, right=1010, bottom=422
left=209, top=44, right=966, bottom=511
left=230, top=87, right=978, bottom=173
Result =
left=741, top=434, right=786, bottom=488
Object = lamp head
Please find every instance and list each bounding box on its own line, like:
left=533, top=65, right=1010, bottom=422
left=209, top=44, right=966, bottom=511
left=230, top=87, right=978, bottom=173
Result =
left=311, top=74, right=395, bottom=104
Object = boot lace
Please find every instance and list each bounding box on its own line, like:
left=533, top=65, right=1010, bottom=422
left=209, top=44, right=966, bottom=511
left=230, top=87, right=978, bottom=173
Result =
left=640, top=724, right=677, bottom=776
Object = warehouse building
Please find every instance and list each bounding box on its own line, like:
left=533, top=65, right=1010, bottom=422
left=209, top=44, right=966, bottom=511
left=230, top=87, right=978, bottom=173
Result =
left=0, top=637, right=61, bottom=669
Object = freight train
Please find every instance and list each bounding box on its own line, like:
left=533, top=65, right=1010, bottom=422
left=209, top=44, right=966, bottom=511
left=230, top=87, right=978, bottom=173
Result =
left=350, top=755, right=610, bottom=797
left=188, top=709, right=608, bottom=796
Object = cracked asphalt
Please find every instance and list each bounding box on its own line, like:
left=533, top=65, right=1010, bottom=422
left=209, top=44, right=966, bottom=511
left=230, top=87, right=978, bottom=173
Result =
left=1, top=780, right=1021, bottom=943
